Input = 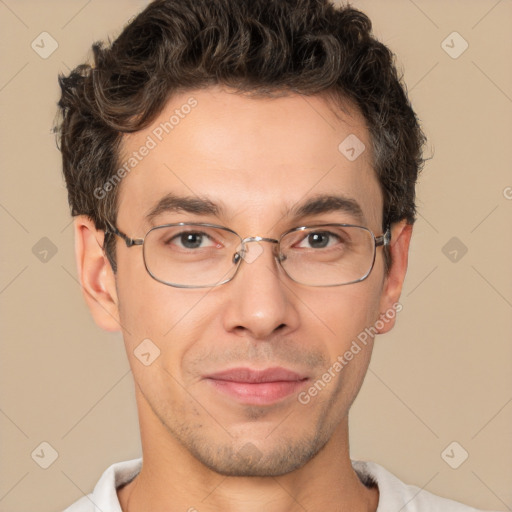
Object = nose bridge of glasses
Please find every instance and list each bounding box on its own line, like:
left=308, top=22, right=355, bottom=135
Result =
left=241, top=236, right=279, bottom=245
left=233, top=235, right=282, bottom=265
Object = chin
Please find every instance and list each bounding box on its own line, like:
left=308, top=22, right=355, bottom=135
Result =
left=184, top=431, right=330, bottom=477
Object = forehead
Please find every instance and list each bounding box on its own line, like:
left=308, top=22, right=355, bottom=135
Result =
left=116, top=86, right=383, bottom=234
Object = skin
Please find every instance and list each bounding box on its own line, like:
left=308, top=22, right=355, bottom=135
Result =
left=74, top=85, right=412, bottom=512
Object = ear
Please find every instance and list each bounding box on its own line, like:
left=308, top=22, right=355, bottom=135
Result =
left=376, top=220, right=413, bottom=334
left=73, top=215, right=121, bottom=332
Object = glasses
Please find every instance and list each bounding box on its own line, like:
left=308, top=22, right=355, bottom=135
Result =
left=106, top=222, right=391, bottom=288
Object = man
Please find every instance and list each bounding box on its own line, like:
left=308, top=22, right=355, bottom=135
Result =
left=56, top=1, right=497, bottom=510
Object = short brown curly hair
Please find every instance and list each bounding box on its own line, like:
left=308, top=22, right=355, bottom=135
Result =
left=55, top=0, right=425, bottom=273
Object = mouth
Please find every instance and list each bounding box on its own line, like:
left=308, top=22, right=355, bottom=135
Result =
left=203, top=367, right=310, bottom=405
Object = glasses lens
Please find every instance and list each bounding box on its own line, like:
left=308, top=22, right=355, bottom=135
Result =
left=279, top=225, right=376, bottom=286
left=143, top=224, right=241, bottom=287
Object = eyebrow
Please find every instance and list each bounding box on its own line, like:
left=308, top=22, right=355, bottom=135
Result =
left=287, top=193, right=365, bottom=224
left=144, top=192, right=365, bottom=225
left=144, top=193, right=223, bottom=224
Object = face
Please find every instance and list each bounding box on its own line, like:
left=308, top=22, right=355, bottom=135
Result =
left=96, top=86, right=404, bottom=477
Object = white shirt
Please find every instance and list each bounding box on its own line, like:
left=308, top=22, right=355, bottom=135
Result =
left=63, top=458, right=498, bottom=511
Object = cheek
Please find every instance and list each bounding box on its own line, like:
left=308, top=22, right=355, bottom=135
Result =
left=116, top=269, right=214, bottom=376
left=308, top=277, right=383, bottom=346
left=314, top=284, right=382, bottom=392
left=115, top=261, right=172, bottom=341
left=296, top=286, right=381, bottom=422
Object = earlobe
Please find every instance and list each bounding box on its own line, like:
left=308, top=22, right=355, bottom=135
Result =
left=74, top=215, right=121, bottom=332
left=376, top=220, right=413, bottom=335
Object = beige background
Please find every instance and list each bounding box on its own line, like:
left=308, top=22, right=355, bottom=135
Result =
left=0, top=1, right=511, bottom=511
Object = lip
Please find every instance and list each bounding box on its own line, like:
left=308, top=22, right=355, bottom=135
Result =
left=204, top=367, right=309, bottom=405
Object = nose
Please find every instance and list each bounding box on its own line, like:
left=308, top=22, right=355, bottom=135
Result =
left=221, top=238, right=299, bottom=340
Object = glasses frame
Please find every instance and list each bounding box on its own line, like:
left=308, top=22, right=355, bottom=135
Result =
left=105, top=221, right=391, bottom=288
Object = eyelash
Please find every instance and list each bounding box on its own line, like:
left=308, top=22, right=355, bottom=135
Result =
left=166, top=229, right=346, bottom=250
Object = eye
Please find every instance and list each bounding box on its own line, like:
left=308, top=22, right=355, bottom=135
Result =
left=295, top=230, right=343, bottom=249
left=167, top=230, right=220, bottom=250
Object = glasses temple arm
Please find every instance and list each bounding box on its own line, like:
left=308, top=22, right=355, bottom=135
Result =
left=375, top=227, right=391, bottom=247
left=104, top=222, right=143, bottom=248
